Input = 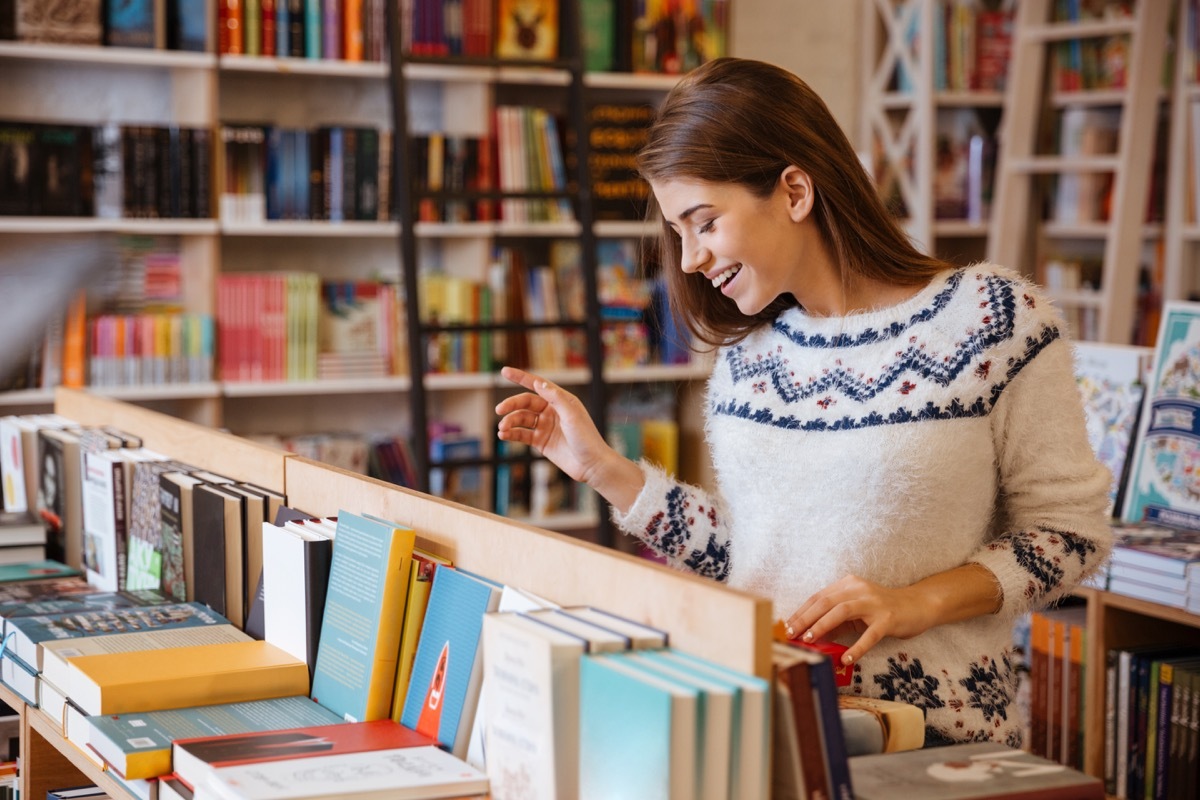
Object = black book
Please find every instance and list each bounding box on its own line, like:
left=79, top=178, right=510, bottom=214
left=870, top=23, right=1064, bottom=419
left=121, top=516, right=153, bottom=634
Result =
left=0, top=122, right=36, bottom=215
left=355, top=126, right=379, bottom=221
left=192, top=126, right=212, bottom=218
left=33, top=124, right=91, bottom=217
left=288, top=0, right=305, bottom=57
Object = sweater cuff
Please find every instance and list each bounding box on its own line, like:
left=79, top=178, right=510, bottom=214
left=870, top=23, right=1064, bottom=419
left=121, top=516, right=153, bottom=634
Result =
left=609, top=459, right=674, bottom=539
left=966, top=549, right=1022, bottom=618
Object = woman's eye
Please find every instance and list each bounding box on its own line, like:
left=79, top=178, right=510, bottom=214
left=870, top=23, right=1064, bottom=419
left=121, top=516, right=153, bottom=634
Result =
left=699, top=220, right=715, bottom=234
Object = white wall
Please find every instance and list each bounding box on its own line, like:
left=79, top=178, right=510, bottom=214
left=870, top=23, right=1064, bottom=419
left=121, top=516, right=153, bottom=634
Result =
left=729, top=0, right=863, bottom=146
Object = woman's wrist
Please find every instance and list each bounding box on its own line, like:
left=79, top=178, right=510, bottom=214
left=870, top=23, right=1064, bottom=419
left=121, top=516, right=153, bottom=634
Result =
left=584, top=451, right=645, bottom=515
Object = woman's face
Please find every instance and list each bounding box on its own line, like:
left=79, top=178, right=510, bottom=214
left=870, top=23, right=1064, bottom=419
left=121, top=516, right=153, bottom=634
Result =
left=650, top=175, right=807, bottom=317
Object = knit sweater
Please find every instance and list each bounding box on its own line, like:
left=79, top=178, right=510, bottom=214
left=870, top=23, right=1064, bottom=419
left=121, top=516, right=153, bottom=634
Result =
left=612, top=264, right=1113, bottom=746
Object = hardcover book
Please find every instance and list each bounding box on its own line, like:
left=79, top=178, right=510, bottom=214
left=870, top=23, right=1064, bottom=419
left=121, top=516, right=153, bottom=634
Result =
left=389, top=546, right=453, bottom=721
left=0, top=588, right=166, bottom=634
left=87, top=695, right=344, bottom=780
left=105, top=0, right=164, bottom=48
left=399, top=564, right=501, bottom=757
left=847, top=742, right=1104, bottom=799
left=196, top=745, right=488, bottom=800
left=493, top=0, right=557, bottom=61
left=1122, top=303, right=1200, bottom=529
left=4, top=0, right=102, bottom=43
left=309, top=510, right=415, bottom=723
left=0, top=560, right=79, bottom=584
left=261, top=518, right=332, bottom=675
left=66, top=638, right=309, bottom=716
left=173, top=720, right=435, bottom=789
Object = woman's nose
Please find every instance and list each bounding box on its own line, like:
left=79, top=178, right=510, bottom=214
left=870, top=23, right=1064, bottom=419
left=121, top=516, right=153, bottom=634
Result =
left=680, top=235, right=710, bottom=274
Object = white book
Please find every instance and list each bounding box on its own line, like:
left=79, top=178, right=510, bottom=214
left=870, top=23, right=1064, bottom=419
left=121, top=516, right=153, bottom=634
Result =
left=558, top=605, right=669, bottom=649
left=0, top=417, right=28, bottom=513
left=194, top=745, right=488, bottom=800
left=262, top=520, right=332, bottom=672
left=523, top=608, right=631, bottom=652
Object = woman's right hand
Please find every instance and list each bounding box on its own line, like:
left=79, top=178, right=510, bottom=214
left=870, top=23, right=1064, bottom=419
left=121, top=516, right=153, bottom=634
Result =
left=495, top=366, right=614, bottom=486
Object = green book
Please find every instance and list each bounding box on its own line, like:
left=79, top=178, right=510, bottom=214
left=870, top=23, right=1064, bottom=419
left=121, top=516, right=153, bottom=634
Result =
left=0, top=560, right=79, bottom=584
left=87, top=695, right=345, bottom=780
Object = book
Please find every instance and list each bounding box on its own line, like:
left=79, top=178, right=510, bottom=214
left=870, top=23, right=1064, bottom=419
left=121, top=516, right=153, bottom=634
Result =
left=399, top=564, right=501, bottom=757
left=191, top=482, right=247, bottom=623
left=1122, top=303, right=1200, bottom=529
left=0, top=587, right=166, bottom=635
left=579, top=652, right=699, bottom=800
left=389, top=546, right=452, bottom=722
left=66, top=639, right=309, bottom=716
left=0, top=575, right=91, bottom=606
left=522, top=607, right=633, bottom=652
left=36, top=427, right=84, bottom=568
left=0, top=649, right=39, bottom=706
left=105, top=0, right=164, bottom=48
left=835, top=695, right=925, bottom=754
left=159, top=471, right=206, bottom=602
left=40, top=621, right=250, bottom=706
left=0, top=417, right=29, bottom=513
left=557, top=605, right=669, bottom=649
left=87, top=695, right=344, bottom=781
left=479, top=610, right=584, bottom=800
left=309, top=510, right=415, bottom=723
left=81, top=448, right=140, bottom=592
left=773, top=641, right=854, bottom=800
left=494, top=0, right=557, bottom=61
left=6, top=600, right=229, bottom=671
left=0, top=509, right=45, bottom=547
left=847, top=742, right=1105, bottom=799
left=173, top=720, right=435, bottom=791
left=194, top=745, right=488, bottom=800
left=0, top=559, right=78, bottom=583
left=261, top=518, right=332, bottom=675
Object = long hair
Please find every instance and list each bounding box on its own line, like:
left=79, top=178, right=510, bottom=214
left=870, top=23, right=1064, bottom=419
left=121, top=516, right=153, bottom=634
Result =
left=636, top=57, right=950, bottom=347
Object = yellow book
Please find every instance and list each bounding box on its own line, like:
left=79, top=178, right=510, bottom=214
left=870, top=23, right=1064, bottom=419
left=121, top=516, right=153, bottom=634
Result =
left=390, top=545, right=453, bottom=722
left=641, top=418, right=679, bottom=473
left=66, top=639, right=309, bottom=716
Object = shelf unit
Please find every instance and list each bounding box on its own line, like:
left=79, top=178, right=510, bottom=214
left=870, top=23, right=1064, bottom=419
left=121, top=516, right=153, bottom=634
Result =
left=987, top=0, right=1173, bottom=344
left=1163, top=0, right=1200, bottom=304
left=0, top=387, right=770, bottom=800
left=0, top=11, right=714, bottom=534
left=860, top=0, right=1010, bottom=265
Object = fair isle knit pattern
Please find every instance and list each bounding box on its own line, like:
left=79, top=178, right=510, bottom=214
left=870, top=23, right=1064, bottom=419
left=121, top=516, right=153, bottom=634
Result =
left=612, top=265, right=1113, bottom=746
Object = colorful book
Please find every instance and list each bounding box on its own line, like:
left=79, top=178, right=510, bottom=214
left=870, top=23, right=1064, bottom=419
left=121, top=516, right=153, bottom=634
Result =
left=196, top=745, right=488, bottom=800
left=6, top=600, right=228, bottom=671
left=848, top=742, right=1104, bottom=799
left=1123, top=303, right=1200, bottom=529
left=66, top=639, right=309, bottom=716
left=173, top=720, right=435, bottom=790
left=389, top=546, right=452, bottom=722
left=0, top=559, right=79, bottom=584
left=0, top=588, right=166, bottom=634
left=494, top=0, right=558, bottom=61
left=399, top=564, right=501, bottom=757
left=309, top=510, right=415, bottom=723
left=87, top=695, right=344, bottom=780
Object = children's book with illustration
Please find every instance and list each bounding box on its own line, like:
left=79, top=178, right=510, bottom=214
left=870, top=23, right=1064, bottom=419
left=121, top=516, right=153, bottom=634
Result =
left=1123, top=302, right=1200, bottom=529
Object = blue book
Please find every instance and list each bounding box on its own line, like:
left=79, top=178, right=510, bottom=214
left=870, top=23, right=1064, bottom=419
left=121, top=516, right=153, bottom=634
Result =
left=305, top=0, right=322, bottom=58
left=309, top=510, right=415, bottom=723
left=106, top=0, right=159, bottom=48
left=400, top=564, right=501, bottom=757
left=276, top=1, right=291, bottom=57
left=0, top=560, right=79, bottom=584
left=167, top=0, right=208, bottom=51
left=579, top=653, right=699, bottom=799
left=0, top=588, right=167, bottom=634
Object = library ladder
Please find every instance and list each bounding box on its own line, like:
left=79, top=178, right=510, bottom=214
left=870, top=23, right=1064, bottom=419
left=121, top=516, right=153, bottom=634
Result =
left=986, top=0, right=1172, bottom=344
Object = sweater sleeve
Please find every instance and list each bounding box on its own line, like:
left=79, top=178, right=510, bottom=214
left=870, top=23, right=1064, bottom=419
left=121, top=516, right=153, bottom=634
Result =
left=609, top=459, right=734, bottom=582
left=970, top=335, right=1113, bottom=617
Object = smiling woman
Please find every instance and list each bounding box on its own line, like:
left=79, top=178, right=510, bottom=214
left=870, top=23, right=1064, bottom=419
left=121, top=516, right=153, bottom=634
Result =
left=495, top=57, right=1114, bottom=749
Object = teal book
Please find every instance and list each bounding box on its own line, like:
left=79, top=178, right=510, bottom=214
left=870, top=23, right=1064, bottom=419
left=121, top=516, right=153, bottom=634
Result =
left=579, top=653, right=699, bottom=800
left=6, top=601, right=229, bottom=671
left=87, top=695, right=345, bottom=780
left=651, top=648, right=771, bottom=800
left=0, top=560, right=79, bottom=584
left=0, top=589, right=167, bottom=633
left=309, top=510, right=415, bottom=723
left=400, top=564, right=501, bottom=758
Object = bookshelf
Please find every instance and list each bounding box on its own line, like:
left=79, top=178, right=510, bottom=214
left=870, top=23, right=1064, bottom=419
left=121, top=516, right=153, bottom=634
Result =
left=987, top=0, right=1172, bottom=344
left=0, top=3, right=719, bottom=536
left=0, top=386, right=770, bottom=800
left=1163, top=0, right=1200, bottom=307
left=859, top=0, right=1010, bottom=264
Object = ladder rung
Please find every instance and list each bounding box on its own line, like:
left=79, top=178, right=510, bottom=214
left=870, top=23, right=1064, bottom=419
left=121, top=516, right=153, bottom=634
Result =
left=1022, top=19, right=1136, bottom=43
left=1008, top=155, right=1120, bottom=173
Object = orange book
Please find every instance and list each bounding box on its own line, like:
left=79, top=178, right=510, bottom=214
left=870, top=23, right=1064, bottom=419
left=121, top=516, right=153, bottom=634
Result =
left=223, top=0, right=244, bottom=54
left=343, top=0, right=364, bottom=60
left=60, top=290, right=87, bottom=388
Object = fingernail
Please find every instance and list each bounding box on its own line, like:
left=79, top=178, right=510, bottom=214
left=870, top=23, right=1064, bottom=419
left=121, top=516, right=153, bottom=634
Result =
left=785, top=625, right=795, bottom=639
left=801, top=630, right=814, bottom=643
left=842, top=653, right=854, bottom=665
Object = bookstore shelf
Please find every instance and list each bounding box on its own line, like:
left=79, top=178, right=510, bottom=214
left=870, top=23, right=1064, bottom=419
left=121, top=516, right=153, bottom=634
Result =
left=1024, top=18, right=1138, bottom=41
left=0, top=41, right=215, bottom=69
left=221, top=377, right=413, bottom=397
left=220, top=221, right=401, bottom=238
left=0, top=219, right=220, bottom=235
left=218, top=53, right=388, bottom=79
left=935, top=90, right=1005, bottom=107
left=583, top=72, right=681, bottom=91
left=594, top=220, right=657, bottom=237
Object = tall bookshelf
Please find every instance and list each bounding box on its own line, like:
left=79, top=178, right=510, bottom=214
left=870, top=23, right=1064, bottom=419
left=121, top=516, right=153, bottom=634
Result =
left=1164, top=0, right=1200, bottom=306
left=0, top=3, right=718, bottom=537
left=859, top=0, right=1011, bottom=265
left=987, top=0, right=1172, bottom=344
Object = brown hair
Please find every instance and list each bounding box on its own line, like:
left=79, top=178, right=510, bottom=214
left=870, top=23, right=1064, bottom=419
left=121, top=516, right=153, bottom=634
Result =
left=636, top=57, right=950, bottom=347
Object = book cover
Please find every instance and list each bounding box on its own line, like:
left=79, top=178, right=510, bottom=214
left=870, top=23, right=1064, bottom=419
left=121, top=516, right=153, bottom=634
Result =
left=87, top=695, right=343, bottom=780
left=105, top=0, right=162, bottom=48
left=558, top=605, right=669, bottom=649
left=309, top=510, right=415, bottom=723
left=167, top=0, right=209, bottom=51
left=494, top=0, right=557, bottom=60
left=1109, top=527, right=1200, bottom=577
left=36, top=428, right=83, bottom=568
left=158, top=471, right=204, bottom=602
left=0, top=560, right=79, bottom=584
left=0, top=575, right=90, bottom=606
left=579, top=652, right=699, bottom=800
left=400, top=564, right=501, bottom=757
left=7, top=0, right=103, bottom=43
left=1122, top=303, right=1200, bottom=529
left=81, top=449, right=132, bottom=592
left=174, top=720, right=435, bottom=789
left=41, top=621, right=249, bottom=704
left=389, top=546, right=453, bottom=722
left=261, top=518, right=332, bottom=675
left=480, top=611, right=584, bottom=800
left=0, top=509, right=45, bottom=547
left=7, top=600, right=228, bottom=671
left=836, top=695, right=925, bottom=754
left=847, top=742, right=1105, bottom=799
left=199, top=745, right=488, bottom=800
left=126, top=458, right=191, bottom=592
left=0, top=588, right=165, bottom=634
left=0, top=417, right=28, bottom=513
left=67, top=638, right=309, bottom=716
left=191, top=482, right=246, bottom=624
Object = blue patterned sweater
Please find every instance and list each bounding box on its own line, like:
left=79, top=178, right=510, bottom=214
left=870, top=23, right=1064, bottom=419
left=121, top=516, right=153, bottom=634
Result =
left=612, top=265, right=1113, bottom=745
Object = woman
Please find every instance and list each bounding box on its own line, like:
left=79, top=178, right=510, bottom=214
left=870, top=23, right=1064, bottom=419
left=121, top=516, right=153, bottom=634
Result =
left=495, top=57, right=1112, bottom=746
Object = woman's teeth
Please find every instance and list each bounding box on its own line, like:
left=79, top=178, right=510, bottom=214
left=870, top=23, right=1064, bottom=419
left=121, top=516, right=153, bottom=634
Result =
left=712, top=265, right=741, bottom=288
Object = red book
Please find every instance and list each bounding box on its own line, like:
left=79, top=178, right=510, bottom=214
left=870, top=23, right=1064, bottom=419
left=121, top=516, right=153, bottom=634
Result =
left=172, top=720, right=435, bottom=790
left=261, top=0, right=277, bottom=56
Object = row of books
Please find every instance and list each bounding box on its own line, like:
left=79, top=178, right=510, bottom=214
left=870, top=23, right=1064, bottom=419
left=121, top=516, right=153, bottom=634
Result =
left=0, top=121, right=213, bottom=220
left=219, top=0, right=390, bottom=62
left=933, top=107, right=997, bottom=223
left=0, top=0, right=205, bottom=51
left=219, top=124, right=389, bottom=224
left=1050, top=0, right=1135, bottom=92
left=893, top=0, right=1013, bottom=93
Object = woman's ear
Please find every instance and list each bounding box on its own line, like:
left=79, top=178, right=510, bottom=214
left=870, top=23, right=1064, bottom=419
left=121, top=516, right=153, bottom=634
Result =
left=780, top=165, right=814, bottom=223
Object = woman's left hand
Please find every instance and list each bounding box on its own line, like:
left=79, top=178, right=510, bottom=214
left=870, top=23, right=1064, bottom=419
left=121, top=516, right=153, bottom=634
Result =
left=783, top=574, right=937, bottom=667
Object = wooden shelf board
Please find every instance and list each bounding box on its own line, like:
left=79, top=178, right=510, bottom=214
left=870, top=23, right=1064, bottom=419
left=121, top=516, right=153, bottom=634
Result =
left=1045, top=289, right=1105, bottom=308
left=424, top=372, right=502, bottom=391
left=219, top=54, right=387, bottom=78
left=0, top=42, right=214, bottom=69
left=0, top=389, right=54, bottom=407
left=933, top=219, right=990, bottom=237
left=584, top=72, right=681, bottom=91
left=935, top=90, right=1005, bottom=107
left=594, top=220, right=656, bottom=238
left=606, top=363, right=710, bottom=383
left=494, top=66, right=571, bottom=85
left=511, top=509, right=601, bottom=531
left=1098, top=589, right=1200, bottom=626
left=0, top=218, right=218, bottom=235
left=222, top=376, right=412, bottom=397
left=90, top=383, right=222, bottom=402
left=25, top=706, right=130, bottom=800
left=1024, top=18, right=1136, bottom=42
left=492, top=221, right=583, bottom=237
left=221, top=221, right=400, bottom=237
left=413, top=221, right=499, bottom=239
left=1049, top=88, right=1129, bottom=107
left=1008, top=155, right=1120, bottom=173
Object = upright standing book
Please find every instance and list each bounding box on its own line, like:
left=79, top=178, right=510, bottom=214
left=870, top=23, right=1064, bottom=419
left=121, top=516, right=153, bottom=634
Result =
left=309, top=510, right=415, bottom=722
left=261, top=518, right=332, bottom=675
left=399, top=564, right=501, bottom=757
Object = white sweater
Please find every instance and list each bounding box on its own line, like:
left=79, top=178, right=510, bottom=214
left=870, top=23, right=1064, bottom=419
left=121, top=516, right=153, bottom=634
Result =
left=612, top=264, right=1113, bottom=746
